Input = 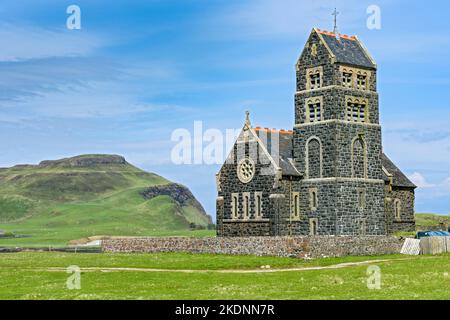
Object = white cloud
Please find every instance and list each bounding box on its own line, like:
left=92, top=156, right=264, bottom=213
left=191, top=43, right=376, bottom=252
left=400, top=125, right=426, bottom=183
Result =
left=382, top=112, right=450, bottom=173
left=0, top=23, right=107, bottom=62
left=443, top=177, right=450, bottom=187
left=408, top=172, right=435, bottom=188
left=0, top=55, right=185, bottom=121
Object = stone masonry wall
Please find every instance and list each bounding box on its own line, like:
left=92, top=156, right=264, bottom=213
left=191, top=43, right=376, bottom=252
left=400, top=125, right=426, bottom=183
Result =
left=385, top=186, right=416, bottom=234
left=102, top=236, right=404, bottom=259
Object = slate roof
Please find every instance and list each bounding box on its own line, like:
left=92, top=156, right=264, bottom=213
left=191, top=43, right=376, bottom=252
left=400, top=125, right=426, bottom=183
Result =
left=316, top=29, right=376, bottom=69
left=382, top=153, right=416, bottom=188
left=254, top=128, right=301, bottom=177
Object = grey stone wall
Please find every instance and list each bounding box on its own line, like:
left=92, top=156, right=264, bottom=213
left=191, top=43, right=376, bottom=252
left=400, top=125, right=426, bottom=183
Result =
left=102, top=236, right=404, bottom=259
left=293, top=122, right=383, bottom=179
left=220, top=221, right=272, bottom=237
left=268, top=179, right=386, bottom=236
left=385, top=186, right=416, bottom=234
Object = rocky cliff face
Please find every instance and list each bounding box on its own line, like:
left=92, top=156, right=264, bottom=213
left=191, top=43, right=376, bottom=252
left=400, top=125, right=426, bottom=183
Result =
left=141, top=183, right=212, bottom=224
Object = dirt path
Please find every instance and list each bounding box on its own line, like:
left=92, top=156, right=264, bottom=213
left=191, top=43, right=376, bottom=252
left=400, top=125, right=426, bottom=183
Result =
left=37, top=257, right=412, bottom=274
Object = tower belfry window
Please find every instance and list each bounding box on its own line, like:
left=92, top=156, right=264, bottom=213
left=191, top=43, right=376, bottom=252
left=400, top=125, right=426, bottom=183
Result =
left=309, top=102, right=321, bottom=122
left=309, top=72, right=321, bottom=89
left=342, top=72, right=353, bottom=87
left=339, top=66, right=371, bottom=91
left=346, top=97, right=368, bottom=123
left=305, top=97, right=323, bottom=123
left=306, top=67, right=323, bottom=90
left=356, top=74, right=367, bottom=90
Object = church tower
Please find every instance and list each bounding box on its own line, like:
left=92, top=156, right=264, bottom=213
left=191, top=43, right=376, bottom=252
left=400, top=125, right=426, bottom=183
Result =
left=293, top=28, right=386, bottom=235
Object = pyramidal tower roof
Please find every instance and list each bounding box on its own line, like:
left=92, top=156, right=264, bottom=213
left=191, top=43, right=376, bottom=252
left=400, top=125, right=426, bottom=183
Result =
left=313, top=28, right=377, bottom=69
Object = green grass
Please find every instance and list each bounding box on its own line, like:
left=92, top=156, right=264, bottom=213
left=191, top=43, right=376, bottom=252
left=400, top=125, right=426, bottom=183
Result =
left=0, top=155, right=213, bottom=247
left=0, top=252, right=448, bottom=300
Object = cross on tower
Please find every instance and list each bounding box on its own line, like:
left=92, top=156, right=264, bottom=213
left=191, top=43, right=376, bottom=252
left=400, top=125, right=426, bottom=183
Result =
left=332, top=8, right=339, bottom=36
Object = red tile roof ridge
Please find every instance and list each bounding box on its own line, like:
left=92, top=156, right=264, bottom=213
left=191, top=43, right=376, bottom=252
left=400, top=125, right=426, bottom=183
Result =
left=316, top=28, right=357, bottom=41
left=254, top=127, right=293, bottom=134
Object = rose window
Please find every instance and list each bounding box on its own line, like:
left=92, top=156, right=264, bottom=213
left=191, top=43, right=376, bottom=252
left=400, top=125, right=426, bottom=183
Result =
left=237, top=158, right=255, bottom=183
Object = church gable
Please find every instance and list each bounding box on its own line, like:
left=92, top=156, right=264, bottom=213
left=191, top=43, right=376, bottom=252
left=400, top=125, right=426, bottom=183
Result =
left=217, top=114, right=301, bottom=189
left=216, top=118, right=279, bottom=193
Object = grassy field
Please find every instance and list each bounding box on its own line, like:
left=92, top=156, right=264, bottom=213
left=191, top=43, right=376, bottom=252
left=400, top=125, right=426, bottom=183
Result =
left=0, top=252, right=449, bottom=300
left=0, top=155, right=212, bottom=247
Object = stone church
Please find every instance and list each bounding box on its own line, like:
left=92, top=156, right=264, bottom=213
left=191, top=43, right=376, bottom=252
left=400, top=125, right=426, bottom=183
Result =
left=216, top=28, right=416, bottom=237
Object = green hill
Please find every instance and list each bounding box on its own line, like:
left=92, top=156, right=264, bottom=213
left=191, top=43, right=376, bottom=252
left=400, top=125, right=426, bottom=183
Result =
left=415, top=213, right=450, bottom=229
left=0, top=155, right=213, bottom=247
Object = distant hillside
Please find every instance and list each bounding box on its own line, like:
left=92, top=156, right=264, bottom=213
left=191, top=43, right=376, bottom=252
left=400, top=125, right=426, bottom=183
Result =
left=0, top=155, right=212, bottom=246
left=415, top=213, right=450, bottom=230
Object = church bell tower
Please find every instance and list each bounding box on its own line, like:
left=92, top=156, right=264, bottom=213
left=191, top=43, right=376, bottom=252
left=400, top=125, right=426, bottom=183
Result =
left=293, top=27, right=386, bottom=235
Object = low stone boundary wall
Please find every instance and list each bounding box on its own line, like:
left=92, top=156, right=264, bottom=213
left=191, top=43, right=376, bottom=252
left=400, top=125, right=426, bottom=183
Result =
left=102, top=236, right=404, bottom=259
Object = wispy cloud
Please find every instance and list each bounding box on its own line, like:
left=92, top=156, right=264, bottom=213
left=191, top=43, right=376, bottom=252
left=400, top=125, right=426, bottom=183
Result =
left=2, top=83, right=157, bottom=119
left=209, top=0, right=365, bottom=40
left=405, top=171, right=450, bottom=214
left=399, top=129, right=450, bottom=144
left=443, top=177, right=450, bottom=187
left=408, top=172, right=435, bottom=188
left=0, top=57, right=124, bottom=102
left=0, top=23, right=108, bottom=62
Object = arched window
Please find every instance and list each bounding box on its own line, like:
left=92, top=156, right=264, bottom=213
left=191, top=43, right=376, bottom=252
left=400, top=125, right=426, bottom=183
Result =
left=305, top=97, right=323, bottom=123
left=358, top=219, right=366, bottom=235
left=352, top=137, right=366, bottom=178
left=394, top=199, right=402, bottom=221
left=306, top=137, right=322, bottom=179
left=309, top=188, right=318, bottom=211
left=255, top=192, right=262, bottom=219
left=312, top=191, right=317, bottom=208
left=309, top=218, right=318, bottom=235
left=346, top=97, right=368, bottom=123
left=291, top=192, right=300, bottom=219
left=356, top=71, right=368, bottom=90
left=243, top=193, right=250, bottom=220
left=358, top=190, right=365, bottom=210
left=231, top=193, right=239, bottom=219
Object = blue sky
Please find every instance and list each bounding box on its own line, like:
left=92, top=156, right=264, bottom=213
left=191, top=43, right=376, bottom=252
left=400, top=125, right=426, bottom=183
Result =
left=1, top=0, right=450, bottom=217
